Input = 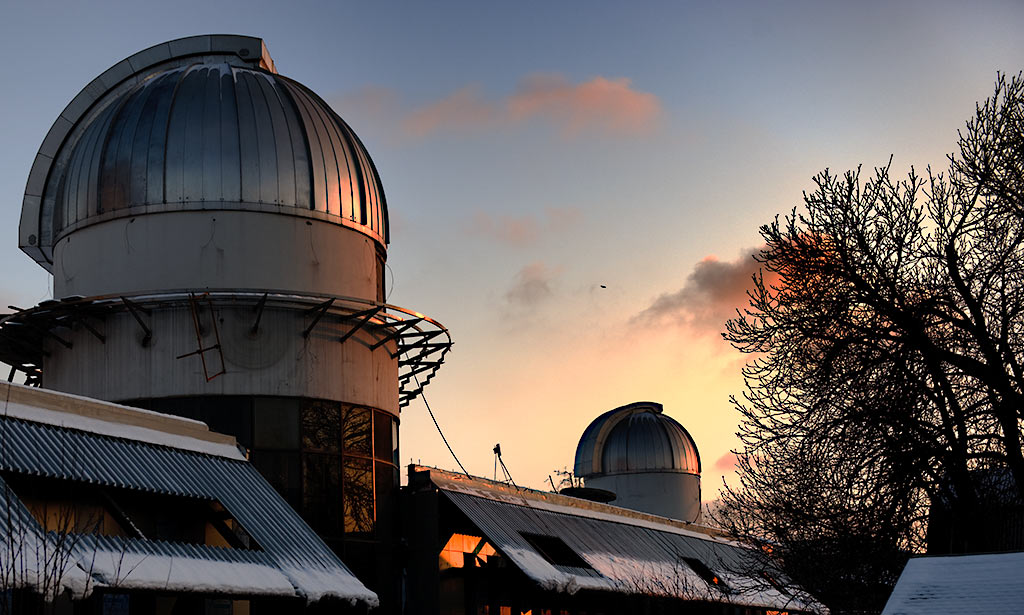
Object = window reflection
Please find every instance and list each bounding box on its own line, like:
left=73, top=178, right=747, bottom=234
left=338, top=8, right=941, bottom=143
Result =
left=302, top=399, right=341, bottom=453
left=342, top=405, right=372, bottom=456
left=152, top=396, right=401, bottom=543
left=343, top=456, right=373, bottom=534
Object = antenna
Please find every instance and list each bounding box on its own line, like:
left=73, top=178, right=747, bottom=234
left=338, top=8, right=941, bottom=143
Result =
left=492, top=443, right=520, bottom=491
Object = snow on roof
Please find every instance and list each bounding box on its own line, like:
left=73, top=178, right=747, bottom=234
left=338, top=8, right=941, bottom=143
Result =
left=0, top=387, right=378, bottom=606
left=417, top=466, right=824, bottom=613
left=0, top=382, right=244, bottom=459
left=422, top=465, right=730, bottom=542
left=882, top=551, right=1024, bottom=615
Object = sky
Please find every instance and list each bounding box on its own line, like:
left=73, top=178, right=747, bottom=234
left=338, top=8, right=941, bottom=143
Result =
left=1, top=1, right=1022, bottom=501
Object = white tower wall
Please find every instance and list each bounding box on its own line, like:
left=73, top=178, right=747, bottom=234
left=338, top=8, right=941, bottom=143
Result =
left=53, top=212, right=383, bottom=300
left=586, top=473, right=701, bottom=523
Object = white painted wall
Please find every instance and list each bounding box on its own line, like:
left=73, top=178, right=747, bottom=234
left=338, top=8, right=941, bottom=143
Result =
left=53, top=211, right=383, bottom=300
left=586, top=472, right=701, bottom=523
left=41, top=303, right=401, bottom=415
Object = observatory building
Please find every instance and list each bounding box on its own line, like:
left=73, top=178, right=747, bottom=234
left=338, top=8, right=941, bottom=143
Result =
left=2, top=34, right=451, bottom=608
left=574, top=401, right=702, bottom=523
left=1, top=34, right=823, bottom=615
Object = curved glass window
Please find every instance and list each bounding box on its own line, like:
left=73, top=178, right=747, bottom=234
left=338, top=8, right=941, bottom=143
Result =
left=128, top=395, right=399, bottom=544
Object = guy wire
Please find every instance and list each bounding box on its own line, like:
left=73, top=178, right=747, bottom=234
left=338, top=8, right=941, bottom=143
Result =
left=414, top=374, right=468, bottom=475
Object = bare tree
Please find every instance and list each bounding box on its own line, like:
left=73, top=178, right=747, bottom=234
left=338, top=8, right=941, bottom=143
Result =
left=715, top=73, right=1024, bottom=614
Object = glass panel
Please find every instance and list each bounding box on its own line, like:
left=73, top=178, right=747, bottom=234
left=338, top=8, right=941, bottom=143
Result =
left=374, top=460, right=396, bottom=538
left=302, top=453, right=342, bottom=536
left=197, top=397, right=253, bottom=449
left=392, top=419, right=400, bottom=465
left=343, top=456, right=374, bottom=534
left=373, top=412, right=393, bottom=462
left=253, top=398, right=299, bottom=450
left=302, top=399, right=341, bottom=453
left=342, top=406, right=372, bottom=456
left=250, top=451, right=301, bottom=508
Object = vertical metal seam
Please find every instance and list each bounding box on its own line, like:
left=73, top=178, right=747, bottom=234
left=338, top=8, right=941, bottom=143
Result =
left=162, top=63, right=196, bottom=205
left=274, top=78, right=315, bottom=210
left=266, top=77, right=303, bottom=209
left=299, top=87, right=346, bottom=219
left=322, top=107, right=361, bottom=224
left=242, top=72, right=265, bottom=205
left=229, top=66, right=244, bottom=204
left=285, top=83, right=331, bottom=214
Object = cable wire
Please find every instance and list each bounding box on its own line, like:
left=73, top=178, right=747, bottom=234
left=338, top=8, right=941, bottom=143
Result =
left=414, top=374, right=468, bottom=475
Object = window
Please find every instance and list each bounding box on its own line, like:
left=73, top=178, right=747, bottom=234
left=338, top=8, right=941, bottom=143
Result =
left=519, top=533, right=591, bottom=569
left=341, top=405, right=372, bottom=456
left=2, top=473, right=259, bottom=550
left=682, top=557, right=730, bottom=593
left=127, top=396, right=402, bottom=542
left=439, top=533, right=497, bottom=570
left=253, top=398, right=299, bottom=449
left=342, top=456, right=373, bottom=534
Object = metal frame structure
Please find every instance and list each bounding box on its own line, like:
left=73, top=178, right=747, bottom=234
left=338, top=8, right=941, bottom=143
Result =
left=0, top=290, right=451, bottom=408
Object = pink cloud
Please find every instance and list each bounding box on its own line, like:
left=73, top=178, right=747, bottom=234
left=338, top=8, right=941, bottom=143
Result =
left=466, top=207, right=583, bottom=247
left=508, top=74, right=661, bottom=136
left=386, top=74, right=659, bottom=139
left=402, top=86, right=497, bottom=137
left=714, top=452, right=739, bottom=472
left=469, top=212, right=540, bottom=246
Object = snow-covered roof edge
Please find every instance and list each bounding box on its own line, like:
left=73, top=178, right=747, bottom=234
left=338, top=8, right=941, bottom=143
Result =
left=416, top=465, right=733, bottom=543
left=0, top=382, right=244, bottom=460
left=881, top=551, right=1024, bottom=615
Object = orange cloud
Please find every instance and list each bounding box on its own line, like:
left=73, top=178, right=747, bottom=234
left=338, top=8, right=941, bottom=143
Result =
left=633, top=246, right=777, bottom=334
left=508, top=74, right=661, bottom=136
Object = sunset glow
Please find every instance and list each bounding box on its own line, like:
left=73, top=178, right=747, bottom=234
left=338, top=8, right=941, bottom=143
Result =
left=1, top=1, right=1021, bottom=509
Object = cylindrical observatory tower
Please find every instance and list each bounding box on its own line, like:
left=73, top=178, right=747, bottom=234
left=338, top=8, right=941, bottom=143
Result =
left=1, top=35, right=450, bottom=602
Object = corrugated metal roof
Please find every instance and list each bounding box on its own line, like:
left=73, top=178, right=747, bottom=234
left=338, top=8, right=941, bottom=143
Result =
left=435, top=473, right=820, bottom=612
left=0, top=409, right=377, bottom=605
left=881, top=552, right=1024, bottom=615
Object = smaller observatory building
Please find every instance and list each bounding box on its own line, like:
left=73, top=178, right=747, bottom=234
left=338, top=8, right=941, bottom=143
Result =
left=574, top=401, right=702, bottom=523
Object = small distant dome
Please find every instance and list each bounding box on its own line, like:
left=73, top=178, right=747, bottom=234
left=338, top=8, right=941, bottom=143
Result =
left=574, top=401, right=700, bottom=478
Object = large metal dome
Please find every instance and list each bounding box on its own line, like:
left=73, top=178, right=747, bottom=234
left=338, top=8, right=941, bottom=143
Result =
left=574, top=401, right=701, bottom=478
left=20, top=35, right=388, bottom=270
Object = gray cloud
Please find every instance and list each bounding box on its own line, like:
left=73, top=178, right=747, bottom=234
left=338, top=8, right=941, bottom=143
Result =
left=505, top=262, right=558, bottom=307
left=633, top=247, right=765, bottom=333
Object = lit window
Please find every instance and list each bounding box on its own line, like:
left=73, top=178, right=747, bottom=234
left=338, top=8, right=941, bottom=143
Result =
left=682, top=557, right=730, bottom=593
left=439, top=533, right=497, bottom=570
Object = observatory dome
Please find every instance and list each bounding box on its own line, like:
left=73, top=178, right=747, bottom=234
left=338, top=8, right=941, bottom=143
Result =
left=574, top=401, right=700, bottom=478
left=21, top=36, right=387, bottom=271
